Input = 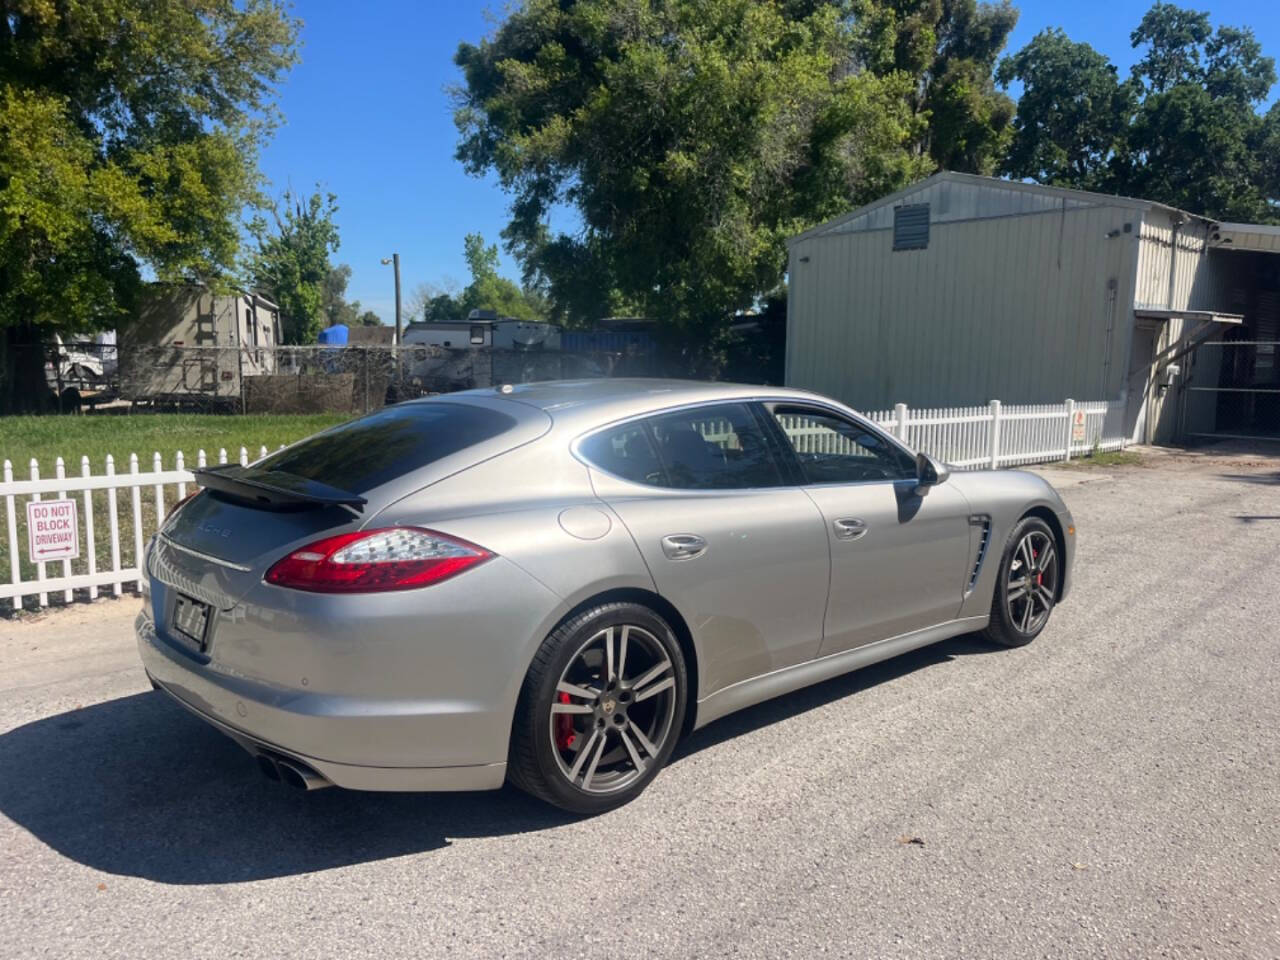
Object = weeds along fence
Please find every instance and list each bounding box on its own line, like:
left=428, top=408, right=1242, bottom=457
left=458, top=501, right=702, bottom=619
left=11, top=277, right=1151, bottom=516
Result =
left=0, top=396, right=1126, bottom=613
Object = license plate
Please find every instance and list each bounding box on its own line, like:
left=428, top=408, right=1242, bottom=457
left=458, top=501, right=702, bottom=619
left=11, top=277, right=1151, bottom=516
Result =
left=172, top=594, right=212, bottom=652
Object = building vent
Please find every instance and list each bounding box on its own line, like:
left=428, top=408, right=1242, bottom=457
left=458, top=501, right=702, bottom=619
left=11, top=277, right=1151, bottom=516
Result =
left=893, top=204, right=930, bottom=251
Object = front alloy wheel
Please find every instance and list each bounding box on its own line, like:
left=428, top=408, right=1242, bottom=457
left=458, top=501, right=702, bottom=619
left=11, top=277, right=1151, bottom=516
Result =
left=510, top=602, right=687, bottom=813
left=1005, top=528, right=1058, bottom=635
left=983, top=516, right=1060, bottom=647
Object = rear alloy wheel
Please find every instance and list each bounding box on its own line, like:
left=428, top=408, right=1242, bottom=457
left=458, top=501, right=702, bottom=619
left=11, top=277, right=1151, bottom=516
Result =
left=509, top=603, right=686, bottom=814
left=982, top=517, right=1060, bottom=648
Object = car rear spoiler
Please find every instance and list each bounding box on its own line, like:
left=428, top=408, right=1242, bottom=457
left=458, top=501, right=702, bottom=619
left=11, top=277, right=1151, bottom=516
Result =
left=194, top=464, right=368, bottom=512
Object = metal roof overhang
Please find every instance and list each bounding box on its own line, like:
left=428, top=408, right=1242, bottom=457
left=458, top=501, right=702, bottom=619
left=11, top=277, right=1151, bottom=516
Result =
left=1208, top=223, right=1280, bottom=254
left=1130, top=309, right=1244, bottom=381
left=1134, top=308, right=1244, bottom=325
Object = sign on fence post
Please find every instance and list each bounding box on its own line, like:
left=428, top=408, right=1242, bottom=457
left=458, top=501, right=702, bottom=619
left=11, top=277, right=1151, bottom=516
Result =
left=27, top=498, right=79, bottom=563
left=1071, top=408, right=1087, bottom=445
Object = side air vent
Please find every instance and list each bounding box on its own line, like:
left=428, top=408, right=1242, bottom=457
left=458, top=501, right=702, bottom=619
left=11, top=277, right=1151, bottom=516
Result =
left=966, top=515, right=992, bottom=595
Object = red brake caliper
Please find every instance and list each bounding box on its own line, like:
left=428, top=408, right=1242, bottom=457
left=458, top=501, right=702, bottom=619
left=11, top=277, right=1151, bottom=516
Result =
left=1033, top=548, right=1042, bottom=587
left=555, top=692, right=576, bottom=751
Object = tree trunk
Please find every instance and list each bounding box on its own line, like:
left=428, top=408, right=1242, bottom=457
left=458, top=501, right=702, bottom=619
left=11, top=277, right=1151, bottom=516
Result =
left=0, top=324, right=54, bottom=414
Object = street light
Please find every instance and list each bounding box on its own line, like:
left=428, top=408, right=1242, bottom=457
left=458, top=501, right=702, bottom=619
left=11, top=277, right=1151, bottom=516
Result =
left=380, top=253, right=402, bottom=345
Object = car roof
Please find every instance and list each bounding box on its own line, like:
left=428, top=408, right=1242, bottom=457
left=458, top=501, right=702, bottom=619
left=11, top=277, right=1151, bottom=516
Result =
left=449, top=378, right=833, bottom=432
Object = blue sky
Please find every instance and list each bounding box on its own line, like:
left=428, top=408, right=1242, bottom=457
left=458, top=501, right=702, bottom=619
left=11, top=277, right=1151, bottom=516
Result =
left=257, top=0, right=1280, bottom=324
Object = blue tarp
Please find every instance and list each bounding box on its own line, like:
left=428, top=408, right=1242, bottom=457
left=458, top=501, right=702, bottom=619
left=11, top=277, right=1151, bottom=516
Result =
left=317, top=324, right=349, bottom=345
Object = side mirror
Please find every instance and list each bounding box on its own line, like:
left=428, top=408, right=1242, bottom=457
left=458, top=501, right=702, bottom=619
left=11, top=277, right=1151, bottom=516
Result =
left=914, top=452, right=950, bottom=496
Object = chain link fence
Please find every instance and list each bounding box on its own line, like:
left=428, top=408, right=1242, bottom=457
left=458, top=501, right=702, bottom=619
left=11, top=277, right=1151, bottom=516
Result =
left=16, top=340, right=661, bottom=415
left=1183, top=340, right=1280, bottom=440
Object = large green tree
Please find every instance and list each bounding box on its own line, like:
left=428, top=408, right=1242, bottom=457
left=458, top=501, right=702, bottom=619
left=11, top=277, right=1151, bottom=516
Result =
left=997, top=29, right=1134, bottom=187
left=1119, top=4, right=1276, bottom=220
left=454, top=0, right=928, bottom=365
left=0, top=0, right=299, bottom=411
left=321, top=263, right=383, bottom=330
left=857, top=0, right=1020, bottom=174
left=417, top=234, right=548, bottom=323
left=999, top=3, right=1278, bottom=222
left=247, top=190, right=342, bottom=344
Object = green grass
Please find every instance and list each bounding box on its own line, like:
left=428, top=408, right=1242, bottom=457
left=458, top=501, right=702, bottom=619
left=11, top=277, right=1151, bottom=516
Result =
left=1062, top=449, right=1146, bottom=468
left=0, top=412, right=351, bottom=472
left=1, top=412, right=352, bottom=614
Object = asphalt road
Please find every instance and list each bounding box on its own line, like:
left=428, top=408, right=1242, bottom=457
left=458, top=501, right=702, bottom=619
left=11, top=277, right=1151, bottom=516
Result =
left=2, top=452, right=1278, bottom=959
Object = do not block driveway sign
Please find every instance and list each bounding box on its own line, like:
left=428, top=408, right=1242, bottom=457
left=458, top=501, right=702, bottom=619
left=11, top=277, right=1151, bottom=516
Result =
left=1071, top=409, right=1087, bottom=445
left=27, top=499, right=80, bottom=563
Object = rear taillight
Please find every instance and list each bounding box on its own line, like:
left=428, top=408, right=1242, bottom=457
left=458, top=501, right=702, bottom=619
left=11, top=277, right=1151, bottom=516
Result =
left=264, top=527, right=492, bottom=593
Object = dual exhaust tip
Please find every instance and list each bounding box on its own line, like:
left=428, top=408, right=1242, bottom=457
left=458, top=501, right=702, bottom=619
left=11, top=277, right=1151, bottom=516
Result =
left=256, top=752, right=331, bottom=791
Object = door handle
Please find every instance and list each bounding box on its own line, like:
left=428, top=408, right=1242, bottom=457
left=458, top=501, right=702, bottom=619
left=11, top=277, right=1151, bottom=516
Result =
left=833, top=518, right=868, bottom=541
left=661, top=533, right=707, bottom=560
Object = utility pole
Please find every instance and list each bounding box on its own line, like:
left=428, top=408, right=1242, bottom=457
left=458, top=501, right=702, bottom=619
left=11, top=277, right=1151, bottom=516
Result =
left=381, top=253, right=402, bottom=344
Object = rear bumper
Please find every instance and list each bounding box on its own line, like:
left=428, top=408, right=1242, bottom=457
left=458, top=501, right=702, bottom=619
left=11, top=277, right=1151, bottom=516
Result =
left=137, top=612, right=508, bottom=791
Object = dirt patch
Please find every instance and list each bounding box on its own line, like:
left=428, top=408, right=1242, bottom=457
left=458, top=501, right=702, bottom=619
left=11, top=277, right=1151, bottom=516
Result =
left=2, top=592, right=142, bottom=629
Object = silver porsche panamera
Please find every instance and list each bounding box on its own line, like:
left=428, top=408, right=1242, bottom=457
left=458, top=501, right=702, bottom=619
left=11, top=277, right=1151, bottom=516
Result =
left=137, top=379, right=1074, bottom=813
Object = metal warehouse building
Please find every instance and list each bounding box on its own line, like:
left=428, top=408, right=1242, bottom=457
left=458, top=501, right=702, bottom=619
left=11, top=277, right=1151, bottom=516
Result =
left=785, top=172, right=1280, bottom=444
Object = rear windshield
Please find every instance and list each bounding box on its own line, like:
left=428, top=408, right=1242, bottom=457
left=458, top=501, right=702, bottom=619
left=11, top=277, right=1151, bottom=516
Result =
left=256, top=402, right=517, bottom=493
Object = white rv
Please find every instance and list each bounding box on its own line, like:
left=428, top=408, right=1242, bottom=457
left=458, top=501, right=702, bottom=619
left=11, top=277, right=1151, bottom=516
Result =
left=401, top=314, right=562, bottom=351
left=119, top=286, right=281, bottom=407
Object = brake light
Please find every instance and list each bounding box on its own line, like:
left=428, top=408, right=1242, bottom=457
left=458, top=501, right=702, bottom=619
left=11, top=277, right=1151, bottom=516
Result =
left=264, top=527, right=492, bottom=593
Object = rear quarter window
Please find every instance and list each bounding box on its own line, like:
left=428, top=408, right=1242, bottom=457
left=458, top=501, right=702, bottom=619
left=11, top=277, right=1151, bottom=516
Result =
left=579, top=422, right=665, bottom=486
left=258, top=402, right=518, bottom=493
left=580, top=402, right=785, bottom=489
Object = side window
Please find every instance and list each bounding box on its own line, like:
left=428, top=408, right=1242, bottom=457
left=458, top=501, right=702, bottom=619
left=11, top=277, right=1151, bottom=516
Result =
left=772, top=406, right=916, bottom=484
left=579, top=422, right=665, bottom=486
left=647, top=403, right=783, bottom=489
left=579, top=403, right=786, bottom=489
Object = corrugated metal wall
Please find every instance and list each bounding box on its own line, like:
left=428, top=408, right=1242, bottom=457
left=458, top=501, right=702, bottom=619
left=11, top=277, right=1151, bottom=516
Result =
left=1131, top=210, right=1259, bottom=443
left=1134, top=211, right=1221, bottom=311
left=786, top=194, right=1140, bottom=410
left=812, top=176, right=1099, bottom=237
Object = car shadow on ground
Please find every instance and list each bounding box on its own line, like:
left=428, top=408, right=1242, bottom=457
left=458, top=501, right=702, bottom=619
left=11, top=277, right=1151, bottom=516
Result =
left=0, top=634, right=996, bottom=885
left=672, top=632, right=999, bottom=759
left=1219, top=470, right=1280, bottom=485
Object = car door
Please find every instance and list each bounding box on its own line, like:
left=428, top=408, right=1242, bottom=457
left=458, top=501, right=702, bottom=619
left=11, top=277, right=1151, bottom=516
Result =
left=580, top=402, right=831, bottom=698
left=765, top=403, right=974, bottom=656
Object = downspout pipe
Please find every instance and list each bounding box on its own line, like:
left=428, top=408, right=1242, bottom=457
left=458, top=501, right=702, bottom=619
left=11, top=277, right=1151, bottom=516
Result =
left=1167, top=215, right=1185, bottom=310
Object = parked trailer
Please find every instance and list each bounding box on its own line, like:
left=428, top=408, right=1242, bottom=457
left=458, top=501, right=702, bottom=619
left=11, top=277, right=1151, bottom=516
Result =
left=118, top=286, right=281, bottom=409
left=400, top=312, right=566, bottom=390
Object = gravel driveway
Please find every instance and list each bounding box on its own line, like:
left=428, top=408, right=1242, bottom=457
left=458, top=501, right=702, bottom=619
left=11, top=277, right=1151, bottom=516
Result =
left=2, top=451, right=1278, bottom=959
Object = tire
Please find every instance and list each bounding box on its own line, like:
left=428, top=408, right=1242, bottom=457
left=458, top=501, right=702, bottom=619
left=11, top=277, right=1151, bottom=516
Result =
left=982, top=516, right=1061, bottom=648
left=508, top=602, right=687, bottom=814
left=59, top=387, right=82, bottom=414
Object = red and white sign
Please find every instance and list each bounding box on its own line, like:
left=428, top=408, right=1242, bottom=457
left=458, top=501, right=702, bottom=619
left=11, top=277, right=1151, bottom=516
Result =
left=1071, top=409, right=1087, bottom=444
left=27, top=499, right=79, bottom=563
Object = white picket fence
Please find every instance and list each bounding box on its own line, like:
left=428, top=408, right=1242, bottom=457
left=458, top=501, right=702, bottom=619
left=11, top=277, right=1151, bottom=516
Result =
left=0, top=397, right=1127, bottom=610
left=864, top=398, right=1126, bottom=468
left=1, top=445, right=279, bottom=609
